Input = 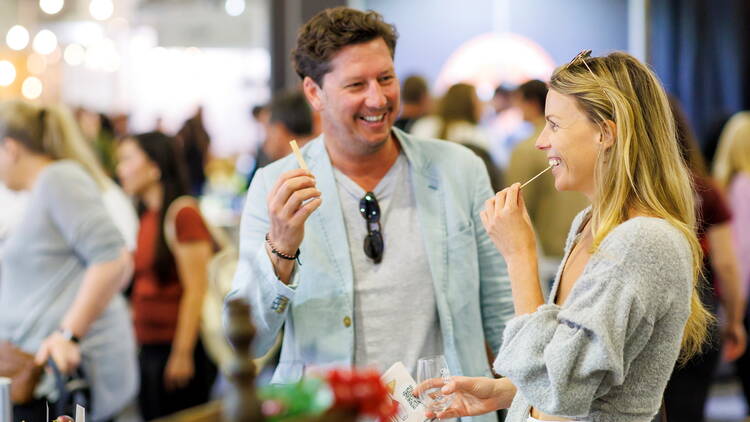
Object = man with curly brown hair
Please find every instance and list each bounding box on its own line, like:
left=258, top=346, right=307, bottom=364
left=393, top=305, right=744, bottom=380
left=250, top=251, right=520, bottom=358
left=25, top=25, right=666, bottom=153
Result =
left=230, top=11, right=511, bottom=418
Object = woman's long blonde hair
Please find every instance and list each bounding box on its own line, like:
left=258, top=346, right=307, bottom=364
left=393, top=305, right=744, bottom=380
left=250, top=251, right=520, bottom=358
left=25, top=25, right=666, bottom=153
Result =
left=0, top=100, right=109, bottom=189
left=550, top=52, right=710, bottom=363
left=713, top=111, right=750, bottom=190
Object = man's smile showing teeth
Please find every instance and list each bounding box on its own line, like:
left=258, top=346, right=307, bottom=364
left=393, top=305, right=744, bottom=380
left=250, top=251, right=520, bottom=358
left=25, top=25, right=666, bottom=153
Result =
left=361, top=114, right=385, bottom=122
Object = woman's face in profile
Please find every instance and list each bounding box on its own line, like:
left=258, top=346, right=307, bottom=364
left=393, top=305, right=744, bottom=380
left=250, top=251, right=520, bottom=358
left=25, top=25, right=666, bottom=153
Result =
left=535, top=89, right=604, bottom=198
left=116, top=138, right=158, bottom=197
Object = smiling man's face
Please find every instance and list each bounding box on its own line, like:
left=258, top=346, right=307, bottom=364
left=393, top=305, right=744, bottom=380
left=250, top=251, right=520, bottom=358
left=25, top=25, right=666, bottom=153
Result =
left=304, top=37, right=400, bottom=157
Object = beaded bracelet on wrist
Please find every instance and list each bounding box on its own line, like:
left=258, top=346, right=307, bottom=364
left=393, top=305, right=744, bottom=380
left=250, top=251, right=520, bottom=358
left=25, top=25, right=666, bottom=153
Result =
left=265, top=233, right=301, bottom=265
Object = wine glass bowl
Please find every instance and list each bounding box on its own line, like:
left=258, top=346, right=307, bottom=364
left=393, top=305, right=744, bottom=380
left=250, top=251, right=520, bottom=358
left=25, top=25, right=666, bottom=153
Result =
left=416, top=355, right=454, bottom=413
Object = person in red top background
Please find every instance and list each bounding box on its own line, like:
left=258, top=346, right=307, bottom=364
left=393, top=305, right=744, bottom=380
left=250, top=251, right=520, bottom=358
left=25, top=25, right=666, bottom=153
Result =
left=116, top=131, right=217, bottom=420
left=663, top=97, right=746, bottom=421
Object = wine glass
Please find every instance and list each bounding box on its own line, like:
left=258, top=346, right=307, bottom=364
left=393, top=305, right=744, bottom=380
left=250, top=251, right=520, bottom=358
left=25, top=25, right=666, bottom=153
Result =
left=416, top=355, right=454, bottom=414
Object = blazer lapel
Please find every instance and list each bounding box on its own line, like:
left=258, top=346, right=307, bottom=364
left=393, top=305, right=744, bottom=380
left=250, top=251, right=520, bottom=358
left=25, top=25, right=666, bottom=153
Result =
left=396, top=131, right=453, bottom=337
left=304, top=137, right=354, bottom=301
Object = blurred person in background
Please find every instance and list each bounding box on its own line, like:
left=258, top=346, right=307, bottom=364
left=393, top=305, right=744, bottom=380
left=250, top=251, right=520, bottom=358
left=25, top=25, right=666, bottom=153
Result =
left=251, top=103, right=271, bottom=150
left=411, top=82, right=490, bottom=149
left=0, top=181, right=27, bottom=307
left=77, top=108, right=118, bottom=178
left=252, top=104, right=270, bottom=126
left=64, top=110, right=139, bottom=253
left=482, top=84, right=531, bottom=170
left=507, top=80, right=547, bottom=145
left=411, top=82, right=501, bottom=190
left=394, top=75, right=431, bottom=133
left=111, top=113, right=130, bottom=138
left=713, top=111, right=750, bottom=421
left=48, top=105, right=138, bottom=252
left=248, top=90, right=316, bottom=185
left=116, top=131, right=217, bottom=420
left=0, top=182, right=27, bottom=250
left=176, top=106, right=212, bottom=196
left=0, top=100, right=137, bottom=422
left=506, top=79, right=588, bottom=287
left=663, top=97, right=746, bottom=422
left=155, top=116, right=167, bottom=134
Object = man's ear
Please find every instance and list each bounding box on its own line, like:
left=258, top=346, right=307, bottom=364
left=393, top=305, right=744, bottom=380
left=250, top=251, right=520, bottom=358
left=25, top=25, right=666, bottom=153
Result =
left=302, top=76, right=324, bottom=112
left=600, top=120, right=617, bottom=149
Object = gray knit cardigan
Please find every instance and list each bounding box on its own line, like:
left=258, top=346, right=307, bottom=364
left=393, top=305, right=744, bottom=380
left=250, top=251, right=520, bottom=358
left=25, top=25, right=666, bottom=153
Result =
left=494, top=209, right=693, bottom=422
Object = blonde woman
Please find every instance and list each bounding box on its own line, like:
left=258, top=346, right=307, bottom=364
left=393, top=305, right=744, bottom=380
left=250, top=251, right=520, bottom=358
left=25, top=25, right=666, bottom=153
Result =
left=714, top=112, right=750, bottom=297
left=43, top=104, right=138, bottom=251
left=713, top=111, right=750, bottom=416
left=2, top=102, right=137, bottom=251
left=0, top=100, right=137, bottom=421
left=416, top=51, right=710, bottom=422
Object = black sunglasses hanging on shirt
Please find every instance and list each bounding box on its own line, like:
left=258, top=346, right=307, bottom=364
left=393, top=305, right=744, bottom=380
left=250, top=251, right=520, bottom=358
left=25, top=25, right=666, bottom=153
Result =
left=359, top=191, right=384, bottom=263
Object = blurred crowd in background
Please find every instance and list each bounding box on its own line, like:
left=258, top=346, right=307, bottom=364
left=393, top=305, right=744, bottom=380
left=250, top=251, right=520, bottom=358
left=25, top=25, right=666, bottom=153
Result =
left=1, top=0, right=750, bottom=421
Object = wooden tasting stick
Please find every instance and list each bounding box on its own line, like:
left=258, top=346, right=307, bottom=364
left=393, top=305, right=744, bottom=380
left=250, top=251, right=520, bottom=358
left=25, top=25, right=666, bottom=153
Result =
left=289, top=139, right=309, bottom=171
left=520, top=165, right=553, bottom=189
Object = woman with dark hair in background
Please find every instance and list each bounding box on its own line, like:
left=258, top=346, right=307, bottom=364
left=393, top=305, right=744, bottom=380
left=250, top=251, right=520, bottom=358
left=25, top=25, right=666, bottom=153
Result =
left=116, top=132, right=217, bottom=420
left=663, top=97, right=746, bottom=421
left=176, top=107, right=211, bottom=196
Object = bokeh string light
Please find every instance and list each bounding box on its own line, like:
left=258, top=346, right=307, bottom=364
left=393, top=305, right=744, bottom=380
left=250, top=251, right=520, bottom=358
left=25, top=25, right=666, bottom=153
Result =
left=6, top=25, right=30, bottom=51
left=0, top=61, right=17, bottom=87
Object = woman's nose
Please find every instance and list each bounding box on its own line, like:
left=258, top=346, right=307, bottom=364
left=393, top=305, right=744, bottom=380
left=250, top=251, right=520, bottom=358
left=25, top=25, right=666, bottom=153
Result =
left=535, top=127, right=551, bottom=150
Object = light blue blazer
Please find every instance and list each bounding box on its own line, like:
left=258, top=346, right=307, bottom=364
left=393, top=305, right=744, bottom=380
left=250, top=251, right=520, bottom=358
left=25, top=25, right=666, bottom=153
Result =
left=229, top=129, right=512, bottom=421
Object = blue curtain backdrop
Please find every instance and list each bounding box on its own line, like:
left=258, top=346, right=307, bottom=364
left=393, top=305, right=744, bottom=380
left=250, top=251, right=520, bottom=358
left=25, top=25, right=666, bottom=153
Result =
left=649, top=0, right=750, bottom=163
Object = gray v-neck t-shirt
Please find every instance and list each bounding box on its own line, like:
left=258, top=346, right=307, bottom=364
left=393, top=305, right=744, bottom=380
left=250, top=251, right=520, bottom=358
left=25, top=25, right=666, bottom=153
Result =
left=334, top=153, right=443, bottom=375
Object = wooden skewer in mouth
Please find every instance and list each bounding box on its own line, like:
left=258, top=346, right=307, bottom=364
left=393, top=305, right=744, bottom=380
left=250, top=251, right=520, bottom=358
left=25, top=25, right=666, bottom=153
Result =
left=520, top=158, right=561, bottom=189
